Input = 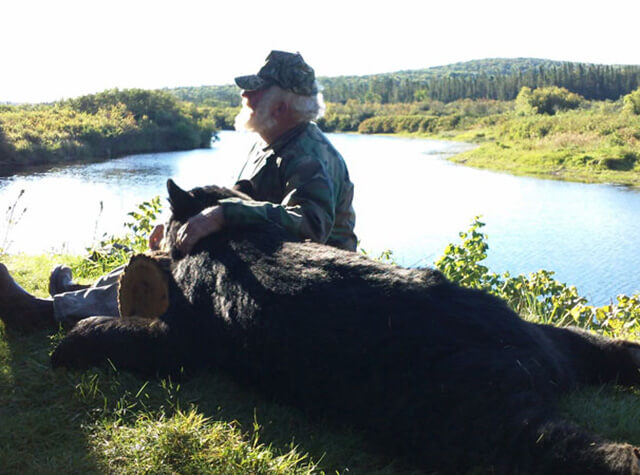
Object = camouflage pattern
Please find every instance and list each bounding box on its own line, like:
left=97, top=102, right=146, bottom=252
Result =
left=235, top=50, right=318, bottom=96
left=219, top=122, right=357, bottom=251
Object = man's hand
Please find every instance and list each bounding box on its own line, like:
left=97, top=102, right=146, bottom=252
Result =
left=175, top=206, right=225, bottom=255
left=149, top=224, right=165, bottom=251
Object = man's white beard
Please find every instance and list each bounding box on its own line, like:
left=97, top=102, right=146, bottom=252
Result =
left=234, top=101, right=278, bottom=137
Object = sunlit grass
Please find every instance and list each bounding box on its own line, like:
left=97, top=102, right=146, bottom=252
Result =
left=92, top=409, right=316, bottom=474
left=429, top=109, right=640, bottom=187
left=559, top=385, right=640, bottom=445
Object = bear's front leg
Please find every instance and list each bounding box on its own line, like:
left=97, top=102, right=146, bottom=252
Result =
left=51, top=316, right=185, bottom=376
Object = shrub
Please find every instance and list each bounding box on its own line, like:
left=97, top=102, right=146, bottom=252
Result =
left=623, top=87, right=640, bottom=115
left=515, top=86, right=583, bottom=115
left=435, top=217, right=640, bottom=339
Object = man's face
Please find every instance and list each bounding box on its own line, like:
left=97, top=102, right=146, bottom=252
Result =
left=234, top=86, right=280, bottom=136
left=241, top=88, right=266, bottom=112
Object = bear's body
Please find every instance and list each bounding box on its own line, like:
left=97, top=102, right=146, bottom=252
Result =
left=51, top=180, right=640, bottom=474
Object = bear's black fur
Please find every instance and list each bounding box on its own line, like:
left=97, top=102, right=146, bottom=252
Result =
left=51, top=179, right=640, bottom=474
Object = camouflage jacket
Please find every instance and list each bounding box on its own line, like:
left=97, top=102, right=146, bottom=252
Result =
left=219, top=122, right=357, bottom=251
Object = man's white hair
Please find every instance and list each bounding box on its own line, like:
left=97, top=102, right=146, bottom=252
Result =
left=285, top=83, right=326, bottom=122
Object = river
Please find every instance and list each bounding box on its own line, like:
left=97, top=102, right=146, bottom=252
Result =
left=1, top=131, right=639, bottom=305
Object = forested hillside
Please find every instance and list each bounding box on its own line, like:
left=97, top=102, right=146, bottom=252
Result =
left=168, top=58, right=640, bottom=105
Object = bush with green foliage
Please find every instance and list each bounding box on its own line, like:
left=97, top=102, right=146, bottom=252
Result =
left=316, top=98, right=511, bottom=134
left=357, top=112, right=477, bottom=135
left=623, top=87, right=640, bottom=115
left=515, top=86, right=583, bottom=115
left=435, top=217, right=640, bottom=339
left=75, top=196, right=162, bottom=280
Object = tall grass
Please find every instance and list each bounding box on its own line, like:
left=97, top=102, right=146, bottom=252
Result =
left=0, top=189, right=27, bottom=255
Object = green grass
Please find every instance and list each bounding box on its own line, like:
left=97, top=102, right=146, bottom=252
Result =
left=431, top=109, right=640, bottom=187
left=559, top=386, right=640, bottom=444
left=1, top=255, right=639, bottom=474
left=0, top=328, right=411, bottom=474
left=447, top=141, right=640, bottom=187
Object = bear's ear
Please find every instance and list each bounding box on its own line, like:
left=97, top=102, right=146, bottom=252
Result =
left=167, top=179, right=198, bottom=220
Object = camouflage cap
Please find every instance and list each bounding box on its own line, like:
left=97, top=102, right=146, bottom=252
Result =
left=235, top=50, right=318, bottom=96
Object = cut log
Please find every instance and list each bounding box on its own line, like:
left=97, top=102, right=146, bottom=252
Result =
left=118, top=252, right=171, bottom=319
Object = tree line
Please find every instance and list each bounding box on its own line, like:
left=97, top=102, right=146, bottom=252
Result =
left=320, top=59, right=640, bottom=103
left=168, top=58, right=640, bottom=106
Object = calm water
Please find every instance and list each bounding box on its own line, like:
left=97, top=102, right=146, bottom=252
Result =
left=1, top=131, right=639, bottom=305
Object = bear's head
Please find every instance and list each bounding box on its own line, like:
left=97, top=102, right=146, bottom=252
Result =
left=166, top=179, right=250, bottom=223
left=165, top=179, right=294, bottom=259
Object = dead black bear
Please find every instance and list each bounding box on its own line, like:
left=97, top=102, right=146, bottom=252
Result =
left=51, top=179, right=640, bottom=474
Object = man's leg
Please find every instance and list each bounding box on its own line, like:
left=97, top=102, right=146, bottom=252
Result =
left=52, top=265, right=124, bottom=322
left=0, top=263, right=123, bottom=332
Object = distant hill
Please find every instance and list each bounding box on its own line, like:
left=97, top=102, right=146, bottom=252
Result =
left=166, top=58, right=640, bottom=105
left=388, top=58, right=572, bottom=78
left=333, top=58, right=569, bottom=80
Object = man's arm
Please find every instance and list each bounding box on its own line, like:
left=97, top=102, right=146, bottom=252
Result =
left=174, top=154, right=338, bottom=255
left=174, top=206, right=225, bottom=255
left=219, top=154, right=336, bottom=243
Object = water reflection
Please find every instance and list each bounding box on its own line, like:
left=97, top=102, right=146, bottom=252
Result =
left=1, top=131, right=639, bottom=304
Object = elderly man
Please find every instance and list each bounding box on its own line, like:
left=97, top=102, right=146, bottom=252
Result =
left=176, top=50, right=356, bottom=254
left=0, top=50, right=357, bottom=332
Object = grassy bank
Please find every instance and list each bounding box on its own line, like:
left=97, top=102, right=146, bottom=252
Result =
left=1, top=214, right=639, bottom=473
left=0, top=90, right=216, bottom=175
left=440, top=107, right=640, bottom=187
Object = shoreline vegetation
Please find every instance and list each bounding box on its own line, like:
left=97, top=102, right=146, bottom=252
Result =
left=363, top=97, right=640, bottom=188
left=3, top=59, right=640, bottom=187
left=319, top=86, right=640, bottom=188
left=0, top=89, right=217, bottom=176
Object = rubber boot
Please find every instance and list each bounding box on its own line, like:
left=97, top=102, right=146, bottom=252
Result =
left=0, top=263, right=56, bottom=332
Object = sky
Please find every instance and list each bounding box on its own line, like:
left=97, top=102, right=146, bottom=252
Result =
left=2, top=0, right=639, bottom=103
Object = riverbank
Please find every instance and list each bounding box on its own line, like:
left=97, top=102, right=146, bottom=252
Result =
left=314, top=89, right=640, bottom=188
left=432, top=114, right=640, bottom=187
left=447, top=142, right=640, bottom=187
left=0, top=89, right=216, bottom=176
left=376, top=116, right=640, bottom=188
left=360, top=126, right=640, bottom=188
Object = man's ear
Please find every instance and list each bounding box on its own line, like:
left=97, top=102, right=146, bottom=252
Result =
left=272, top=100, right=289, bottom=119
